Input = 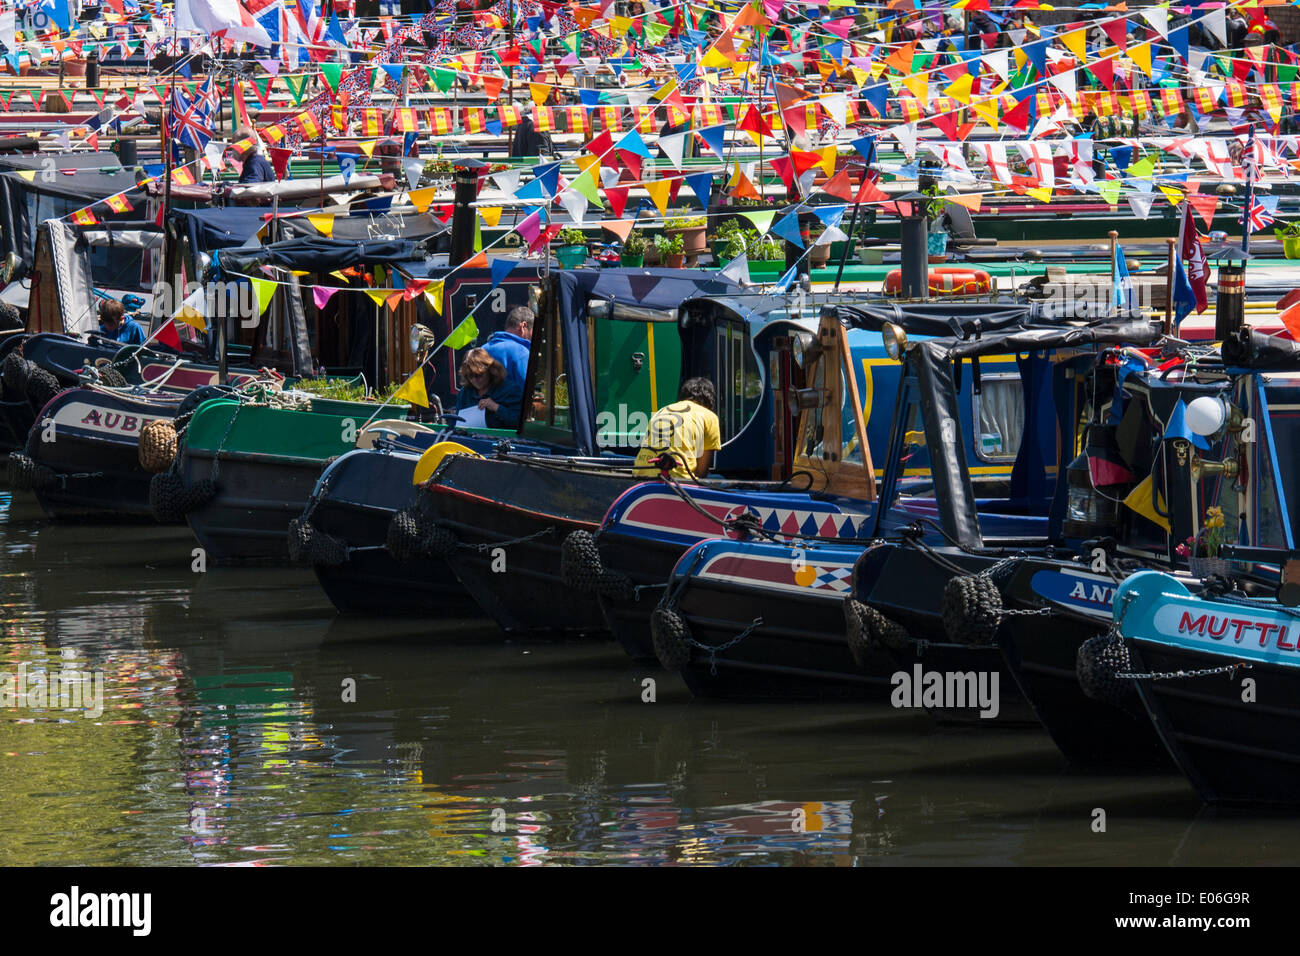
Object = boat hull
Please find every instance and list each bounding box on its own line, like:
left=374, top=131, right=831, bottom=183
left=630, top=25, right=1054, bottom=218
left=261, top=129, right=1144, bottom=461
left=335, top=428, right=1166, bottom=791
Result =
left=307, top=448, right=476, bottom=615
left=669, top=540, right=895, bottom=699
left=28, top=387, right=183, bottom=520
left=997, top=559, right=1173, bottom=769
left=418, top=454, right=638, bottom=635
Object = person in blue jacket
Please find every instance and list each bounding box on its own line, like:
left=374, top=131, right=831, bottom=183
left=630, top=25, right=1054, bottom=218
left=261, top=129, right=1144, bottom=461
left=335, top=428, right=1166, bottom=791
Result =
left=97, top=298, right=146, bottom=345
left=482, top=306, right=532, bottom=392
left=455, top=347, right=522, bottom=429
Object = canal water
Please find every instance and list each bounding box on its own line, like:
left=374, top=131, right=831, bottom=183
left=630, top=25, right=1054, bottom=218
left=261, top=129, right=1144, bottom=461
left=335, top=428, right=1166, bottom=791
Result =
left=0, top=490, right=1292, bottom=867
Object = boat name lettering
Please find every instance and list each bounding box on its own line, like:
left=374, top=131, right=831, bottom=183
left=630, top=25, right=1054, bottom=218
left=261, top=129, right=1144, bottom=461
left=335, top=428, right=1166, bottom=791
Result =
left=1174, top=609, right=1292, bottom=649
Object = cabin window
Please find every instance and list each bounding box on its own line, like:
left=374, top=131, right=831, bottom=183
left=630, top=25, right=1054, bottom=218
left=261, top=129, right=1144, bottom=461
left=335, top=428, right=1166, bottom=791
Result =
left=971, top=374, right=1024, bottom=463
left=713, top=319, right=761, bottom=441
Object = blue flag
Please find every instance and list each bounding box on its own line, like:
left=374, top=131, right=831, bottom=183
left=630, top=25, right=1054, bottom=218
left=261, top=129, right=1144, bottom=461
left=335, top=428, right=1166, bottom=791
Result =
left=1172, top=256, right=1196, bottom=326
left=1113, top=244, right=1134, bottom=313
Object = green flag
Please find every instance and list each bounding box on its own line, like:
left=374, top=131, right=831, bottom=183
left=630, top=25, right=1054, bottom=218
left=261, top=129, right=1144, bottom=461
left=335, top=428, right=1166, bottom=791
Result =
left=444, top=316, right=479, bottom=351
left=284, top=74, right=310, bottom=106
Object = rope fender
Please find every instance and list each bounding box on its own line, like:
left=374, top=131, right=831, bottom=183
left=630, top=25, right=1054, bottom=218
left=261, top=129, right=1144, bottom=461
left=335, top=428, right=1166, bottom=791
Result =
left=560, top=530, right=635, bottom=600
left=25, top=366, right=59, bottom=411
left=940, top=574, right=1004, bottom=645
left=650, top=605, right=693, bottom=671
left=138, top=420, right=178, bottom=473
left=7, top=451, right=55, bottom=491
left=287, top=517, right=349, bottom=567
left=1076, top=630, right=1138, bottom=709
left=843, top=597, right=913, bottom=664
left=385, top=507, right=457, bottom=562
left=1, top=352, right=32, bottom=400
left=149, top=471, right=216, bottom=523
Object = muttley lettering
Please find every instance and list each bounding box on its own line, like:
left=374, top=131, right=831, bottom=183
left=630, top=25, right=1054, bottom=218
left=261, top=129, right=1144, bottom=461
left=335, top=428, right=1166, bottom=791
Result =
left=1152, top=605, right=1297, bottom=651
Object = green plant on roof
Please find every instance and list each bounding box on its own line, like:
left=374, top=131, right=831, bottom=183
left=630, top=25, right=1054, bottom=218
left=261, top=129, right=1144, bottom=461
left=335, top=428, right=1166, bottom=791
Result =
left=750, top=234, right=784, bottom=261
left=557, top=227, right=588, bottom=247
left=666, top=215, right=706, bottom=230
left=654, top=232, right=684, bottom=254
left=1274, top=221, right=1300, bottom=240
left=716, top=217, right=758, bottom=260
left=622, top=229, right=647, bottom=255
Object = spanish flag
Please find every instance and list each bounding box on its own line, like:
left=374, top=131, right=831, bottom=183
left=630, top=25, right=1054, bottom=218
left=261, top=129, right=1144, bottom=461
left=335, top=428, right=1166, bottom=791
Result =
left=104, top=192, right=133, bottom=213
left=70, top=207, right=98, bottom=225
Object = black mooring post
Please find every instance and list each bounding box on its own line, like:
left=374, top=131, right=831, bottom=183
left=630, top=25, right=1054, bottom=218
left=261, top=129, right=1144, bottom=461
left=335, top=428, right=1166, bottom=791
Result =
left=448, top=169, right=478, bottom=267
left=1214, top=263, right=1245, bottom=341
left=900, top=213, right=929, bottom=299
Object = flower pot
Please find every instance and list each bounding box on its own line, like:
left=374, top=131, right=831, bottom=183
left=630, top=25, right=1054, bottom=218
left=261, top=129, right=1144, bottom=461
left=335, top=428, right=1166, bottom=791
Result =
left=747, top=260, right=785, bottom=280
left=1189, top=556, right=1231, bottom=579
left=1285, top=235, right=1300, bottom=260
left=927, top=230, right=949, bottom=259
left=620, top=253, right=644, bottom=267
left=859, top=246, right=884, bottom=265
left=556, top=244, right=587, bottom=269
left=664, top=253, right=685, bottom=269
left=667, top=226, right=707, bottom=256
left=809, top=241, right=831, bottom=269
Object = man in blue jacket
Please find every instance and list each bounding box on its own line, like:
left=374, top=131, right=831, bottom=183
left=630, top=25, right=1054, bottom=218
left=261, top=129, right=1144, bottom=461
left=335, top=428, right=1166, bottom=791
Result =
left=482, top=306, right=533, bottom=391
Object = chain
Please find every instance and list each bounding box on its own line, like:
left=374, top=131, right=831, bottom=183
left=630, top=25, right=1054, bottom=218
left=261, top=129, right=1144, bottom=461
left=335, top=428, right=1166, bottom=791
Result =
left=457, top=524, right=556, bottom=553
left=1116, top=662, right=1252, bottom=682
left=1001, top=606, right=1054, bottom=617
left=209, top=400, right=243, bottom=484
left=55, top=470, right=105, bottom=486
left=632, top=582, right=667, bottom=600
left=689, top=617, right=764, bottom=676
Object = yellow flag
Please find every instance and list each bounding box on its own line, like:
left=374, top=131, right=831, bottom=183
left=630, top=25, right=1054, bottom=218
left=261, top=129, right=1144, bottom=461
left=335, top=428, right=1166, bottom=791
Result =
left=392, top=368, right=429, bottom=408
left=358, top=140, right=377, bottom=157
left=481, top=206, right=502, bottom=227
left=1123, top=474, right=1170, bottom=532
left=944, top=72, right=974, bottom=105
left=1025, top=186, right=1053, bottom=204
left=530, top=82, right=550, bottom=105
left=644, top=178, right=672, bottom=216
left=365, top=289, right=390, bottom=308
left=307, top=214, right=334, bottom=237
left=249, top=277, right=277, bottom=317
left=1129, top=41, right=1152, bottom=78
left=408, top=186, right=437, bottom=213
left=902, top=71, right=928, bottom=102
left=971, top=98, right=1000, bottom=130
left=818, top=146, right=838, bottom=178
left=1061, top=29, right=1087, bottom=62
left=575, top=153, right=601, bottom=186
left=425, top=280, right=445, bottom=315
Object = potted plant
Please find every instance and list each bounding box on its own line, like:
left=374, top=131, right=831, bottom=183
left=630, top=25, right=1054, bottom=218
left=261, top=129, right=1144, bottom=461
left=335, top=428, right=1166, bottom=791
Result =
left=655, top=231, right=685, bottom=268
left=665, top=215, right=707, bottom=258
left=1275, top=221, right=1300, bottom=259
left=621, top=229, right=646, bottom=267
left=555, top=227, right=589, bottom=269
left=1178, top=505, right=1230, bottom=578
left=747, top=234, right=786, bottom=280
left=712, top=218, right=752, bottom=261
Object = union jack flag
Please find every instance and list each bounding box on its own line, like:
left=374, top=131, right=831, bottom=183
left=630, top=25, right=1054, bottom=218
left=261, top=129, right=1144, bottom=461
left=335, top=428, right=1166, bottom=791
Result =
left=168, top=77, right=215, bottom=152
left=1242, top=195, right=1277, bottom=234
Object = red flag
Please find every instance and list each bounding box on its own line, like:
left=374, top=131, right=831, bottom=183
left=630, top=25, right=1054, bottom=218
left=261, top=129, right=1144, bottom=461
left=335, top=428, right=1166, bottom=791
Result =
left=1178, top=203, right=1208, bottom=315
left=154, top=317, right=182, bottom=351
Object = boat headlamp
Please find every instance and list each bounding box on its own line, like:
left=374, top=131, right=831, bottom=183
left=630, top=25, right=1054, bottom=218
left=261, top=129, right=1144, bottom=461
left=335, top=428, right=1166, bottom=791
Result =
left=792, top=331, right=822, bottom=368
left=409, top=323, right=436, bottom=355
left=882, top=321, right=908, bottom=361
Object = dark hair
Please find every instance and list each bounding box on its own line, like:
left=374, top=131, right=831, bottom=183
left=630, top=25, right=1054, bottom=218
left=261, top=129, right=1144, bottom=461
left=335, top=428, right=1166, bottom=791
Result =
left=458, top=347, right=506, bottom=391
left=99, top=299, right=124, bottom=325
left=678, top=377, right=715, bottom=411
left=505, top=305, right=534, bottom=334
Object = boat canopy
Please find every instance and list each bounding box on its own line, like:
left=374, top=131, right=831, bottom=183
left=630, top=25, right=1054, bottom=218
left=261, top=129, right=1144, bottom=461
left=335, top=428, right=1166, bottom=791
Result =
left=215, top=237, right=422, bottom=276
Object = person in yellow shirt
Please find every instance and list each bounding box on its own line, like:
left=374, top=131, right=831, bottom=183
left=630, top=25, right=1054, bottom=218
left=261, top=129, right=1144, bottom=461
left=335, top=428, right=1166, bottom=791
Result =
left=633, top=378, right=722, bottom=479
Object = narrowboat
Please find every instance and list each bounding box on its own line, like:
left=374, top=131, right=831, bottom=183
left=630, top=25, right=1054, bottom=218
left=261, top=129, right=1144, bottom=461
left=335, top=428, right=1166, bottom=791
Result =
left=1115, top=569, right=1300, bottom=806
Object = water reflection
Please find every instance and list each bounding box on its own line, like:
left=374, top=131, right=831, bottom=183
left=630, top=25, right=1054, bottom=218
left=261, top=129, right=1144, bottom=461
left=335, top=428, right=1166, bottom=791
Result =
left=0, top=489, right=1292, bottom=866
